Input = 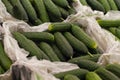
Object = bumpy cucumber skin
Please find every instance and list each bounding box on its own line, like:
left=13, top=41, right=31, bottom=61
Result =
left=97, top=0, right=111, bottom=12
left=95, top=68, right=120, bottom=80
left=106, top=64, right=120, bottom=78
left=21, top=32, right=54, bottom=42
left=64, top=74, right=80, bottom=80
left=13, top=32, right=49, bottom=60
left=39, top=42, right=60, bottom=61
left=64, top=32, right=88, bottom=54
left=86, top=72, right=102, bottom=80
left=69, top=59, right=101, bottom=71
left=86, top=0, right=105, bottom=12
left=43, top=0, right=61, bottom=18
left=1, top=0, right=14, bottom=15
left=97, top=20, right=120, bottom=28
left=48, top=22, right=71, bottom=32
left=71, top=25, right=97, bottom=49
left=52, top=0, right=70, bottom=8
left=114, top=0, right=120, bottom=10
left=32, top=0, right=50, bottom=22
left=68, top=54, right=101, bottom=62
left=51, top=44, right=66, bottom=61
left=107, top=0, right=118, bottom=10
left=9, top=0, right=28, bottom=21
left=54, top=68, right=89, bottom=80
left=20, top=0, right=42, bottom=25
left=0, top=41, right=12, bottom=71
left=54, top=32, right=73, bottom=58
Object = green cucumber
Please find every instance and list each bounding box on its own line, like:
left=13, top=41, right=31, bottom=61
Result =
left=86, top=72, right=102, bottom=80
left=64, top=74, right=80, bottom=80
left=69, top=59, right=101, bottom=71
left=71, top=25, right=97, bottom=49
left=0, top=41, right=12, bottom=71
left=95, top=68, right=120, bottom=80
left=54, top=32, right=73, bottom=58
left=21, top=32, right=54, bottom=42
left=79, top=0, right=88, bottom=6
left=68, top=54, right=101, bottom=62
left=20, top=0, right=42, bottom=25
left=97, top=0, right=111, bottom=12
left=52, top=0, right=70, bottom=8
left=31, top=0, right=50, bottom=22
left=86, top=0, right=105, bottom=12
left=64, top=32, right=88, bottom=54
left=43, top=0, right=61, bottom=18
left=114, top=0, right=120, bottom=10
left=97, top=19, right=120, bottom=28
left=48, top=22, right=71, bottom=32
left=107, top=0, right=118, bottom=10
left=57, top=6, right=69, bottom=19
left=1, top=0, right=14, bottom=15
left=0, top=65, right=4, bottom=74
left=12, top=32, right=49, bottom=60
left=9, top=0, right=28, bottom=21
left=39, top=42, right=60, bottom=61
left=54, top=68, right=89, bottom=80
left=51, top=44, right=66, bottom=61
left=106, top=63, right=120, bottom=78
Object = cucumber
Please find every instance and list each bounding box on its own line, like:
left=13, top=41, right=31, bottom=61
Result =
left=12, top=32, right=49, bottom=60
left=109, top=27, right=120, bottom=39
left=86, top=0, right=105, bottom=12
left=1, top=0, right=14, bottom=15
left=51, top=44, right=66, bottom=61
left=31, top=0, right=50, bottom=22
left=69, top=59, right=101, bottom=71
left=54, top=68, right=89, bottom=80
left=114, top=0, right=120, bottom=10
left=57, top=6, right=69, bottom=19
left=0, top=65, right=5, bottom=74
left=79, top=0, right=88, bottom=6
left=97, top=20, right=120, bottom=28
left=95, top=68, right=120, bottom=80
left=106, top=63, right=120, bottom=78
left=52, top=0, right=70, bottom=8
left=97, top=0, right=111, bottom=12
left=9, top=0, right=28, bottom=21
left=20, top=0, right=42, bottom=25
left=21, top=32, right=54, bottom=42
left=71, top=25, right=97, bottom=49
left=43, top=0, right=62, bottom=18
left=68, top=7, right=76, bottom=15
left=54, top=32, right=73, bottom=58
left=64, top=74, right=80, bottom=80
left=39, top=42, right=60, bottom=61
left=86, top=72, right=102, bottom=80
left=107, top=0, right=118, bottom=10
left=0, top=41, right=12, bottom=71
left=48, top=12, right=63, bottom=22
left=64, top=32, right=88, bottom=54
left=48, top=22, right=71, bottom=32
left=68, top=54, right=101, bottom=62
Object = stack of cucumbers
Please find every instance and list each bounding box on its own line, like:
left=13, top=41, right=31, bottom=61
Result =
left=80, top=0, right=120, bottom=13
left=1, top=0, right=76, bottom=25
left=11, top=22, right=120, bottom=80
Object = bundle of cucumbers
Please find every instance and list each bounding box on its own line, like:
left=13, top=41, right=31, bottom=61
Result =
left=1, top=0, right=76, bottom=25
left=0, top=40, right=12, bottom=74
left=54, top=63, right=120, bottom=80
left=80, top=0, right=120, bottom=13
left=12, top=22, right=101, bottom=61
